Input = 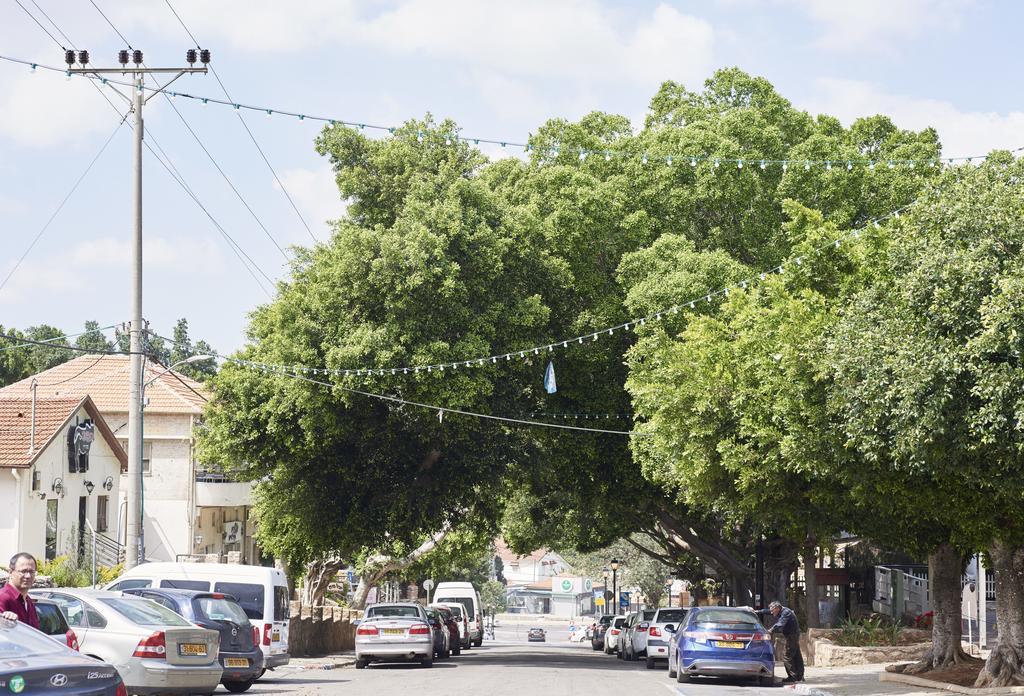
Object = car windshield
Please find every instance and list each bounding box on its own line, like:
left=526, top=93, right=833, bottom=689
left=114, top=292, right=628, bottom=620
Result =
left=445, top=605, right=463, bottom=618
left=693, top=609, right=761, bottom=630
left=367, top=605, right=421, bottom=619
left=0, top=622, right=65, bottom=657
left=214, top=583, right=264, bottom=621
left=102, top=598, right=192, bottom=626
left=194, top=597, right=250, bottom=625
left=655, top=609, right=687, bottom=624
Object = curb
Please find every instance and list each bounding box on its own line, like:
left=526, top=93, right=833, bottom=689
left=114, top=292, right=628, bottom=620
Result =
left=880, top=671, right=1024, bottom=695
left=788, top=683, right=836, bottom=696
left=288, top=657, right=356, bottom=671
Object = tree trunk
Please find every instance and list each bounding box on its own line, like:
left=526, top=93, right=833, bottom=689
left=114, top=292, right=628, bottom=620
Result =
left=300, top=556, right=347, bottom=607
left=803, top=543, right=820, bottom=629
left=730, top=572, right=753, bottom=606
left=350, top=526, right=452, bottom=610
left=904, top=542, right=969, bottom=674
left=975, top=541, right=1024, bottom=687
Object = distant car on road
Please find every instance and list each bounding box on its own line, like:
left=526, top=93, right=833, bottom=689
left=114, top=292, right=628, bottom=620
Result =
left=604, top=615, right=627, bottom=655
left=0, top=618, right=125, bottom=695
left=620, top=609, right=656, bottom=661
left=591, top=613, right=617, bottom=651
left=527, top=627, right=546, bottom=642
left=355, top=603, right=436, bottom=668
left=668, top=606, right=775, bottom=686
left=644, top=608, right=689, bottom=669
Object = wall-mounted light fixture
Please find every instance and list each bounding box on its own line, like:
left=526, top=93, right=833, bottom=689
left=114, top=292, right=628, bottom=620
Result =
left=84, top=480, right=95, bottom=495
left=51, top=478, right=63, bottom=496
left=36, top=492, right=46, bottom=500
left=102, top=476, right=114, bottom=492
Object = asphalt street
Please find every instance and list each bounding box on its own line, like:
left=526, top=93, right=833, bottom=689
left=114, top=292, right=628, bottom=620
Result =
left=242, top=631, right=789, bottom=696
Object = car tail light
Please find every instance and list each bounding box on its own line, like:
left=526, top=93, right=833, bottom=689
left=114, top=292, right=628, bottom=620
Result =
left=356, top=624, right=379, bottom=636
left=649, top=626, right=662, bottom=637
left=263, top=623, right=273, bottom=646
left=751, top=632, right=770, bottom=642
left=636, top=622, right=649, bottom=633
left=115, top=682, right=127, bottom=696
left=610, top=628, right=620, bottom=635
left=133, top=631, right=167, bottom=658
left=252, top=625, right=260, bottom=645
left=65, top=629, right=79, bottom=651
left=409, top=623, right=431, bottom=635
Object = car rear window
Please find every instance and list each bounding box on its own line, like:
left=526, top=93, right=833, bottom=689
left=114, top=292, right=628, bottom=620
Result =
left=642, top=610, right=656, bottom=620
left=194, top=597, right=250, bottom=625
left=274, top=585, right=290, bottom=621
left=655, top=609, right=687, bottom=624
left=434, top=596, right=472, bottom=613
left=160, top=579, right=210, bottom=591
left=102, top=598, right=192, bottom=626
left=694, top=609, right=761, bottom=630
left=0, top=623, right=64, bottom=656
left=367, top=605, right=421, bottom=618
left=445, top=605, right=463, bottom=618
left=214, top=583, right=265, bottom=620
left=613, top=617, right=626, bottom=628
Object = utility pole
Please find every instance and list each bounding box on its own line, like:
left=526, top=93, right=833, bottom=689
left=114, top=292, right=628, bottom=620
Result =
left=68, top=48, right=208, bottom=569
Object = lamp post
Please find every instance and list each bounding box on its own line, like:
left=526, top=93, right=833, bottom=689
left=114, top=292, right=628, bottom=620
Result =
left=611, top=558, right=619, bottom=614
left=133, top=354, right=214, bottom=564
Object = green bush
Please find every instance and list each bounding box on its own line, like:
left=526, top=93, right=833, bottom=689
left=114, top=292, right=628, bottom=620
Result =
left=37, top=556, right=91, bottom=588
left=831, top=615, right=903, bottom=646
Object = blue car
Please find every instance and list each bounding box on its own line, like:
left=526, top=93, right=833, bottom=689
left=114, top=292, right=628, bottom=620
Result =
left=667, top=606, right=775, bottom=686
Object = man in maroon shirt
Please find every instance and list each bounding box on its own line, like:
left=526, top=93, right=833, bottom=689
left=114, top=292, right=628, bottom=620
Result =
left=0, top=552, right=40, bottom=629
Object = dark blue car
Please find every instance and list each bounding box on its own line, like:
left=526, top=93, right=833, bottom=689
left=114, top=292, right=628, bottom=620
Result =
left=123, top=588, right=264, bottom=693
left=0, top=619, right=125, bottom=695
left=667, top=606, right=775, bottom=686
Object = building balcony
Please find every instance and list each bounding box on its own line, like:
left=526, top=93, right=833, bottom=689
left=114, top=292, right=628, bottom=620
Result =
left=194, top=472, right=254, bottom=508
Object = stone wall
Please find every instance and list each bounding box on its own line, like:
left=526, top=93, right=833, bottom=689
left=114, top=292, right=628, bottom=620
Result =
left=806, top=627, right=932, bottom=667
left=287, top=602, right=362, bottom=657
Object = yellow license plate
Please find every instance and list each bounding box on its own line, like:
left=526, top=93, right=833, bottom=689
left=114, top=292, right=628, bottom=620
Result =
left=179, top=643, right=208, bottom=656
left=225, top=658, right=249, bottom=668
left=272, top=630, right=281, bottom=642
left=383, top=628, right=405, bottom=636
left=716, top=641, right=745, bottom=649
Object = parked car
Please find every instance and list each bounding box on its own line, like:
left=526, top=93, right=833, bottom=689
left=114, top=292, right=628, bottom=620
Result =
left=424, top=607, right=452, bottom=658
left=433, top=582, right=483, bottom=647
left=527, top=627, right=546, bottom=642
left=591, top=613, right=617, bottom=651
left=644, top=608, right=688, bottom=669
left=33, top=596, right=79, bottom=651
left=106, top=561, right=290, bottom=672
left=30, top=588, right=223, bottom=695
left=0, top=618, right=126, bottom=695
left=668, top=606, right=775, bottom=686
left=429, top=604, right=462, bottom=655
left=123, top=588, right=264, bottom=693
left=620, top=609, right=656, bottom=661
left=604, top=615, right=627, bottom=655
left=434, top=601, right=471, bottom=650
left=355, top=602, right=436, bottom=668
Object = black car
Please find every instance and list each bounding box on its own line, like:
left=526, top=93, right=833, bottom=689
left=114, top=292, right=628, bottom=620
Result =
left=591, top=613, right=617, bottom=651
left=123, top=588, right=264, bottom=692
left=33, top=597, right=79, bottom=651
left=0, top=618, right=125, bottom=694
left=527, top=627, right=546, bottom=642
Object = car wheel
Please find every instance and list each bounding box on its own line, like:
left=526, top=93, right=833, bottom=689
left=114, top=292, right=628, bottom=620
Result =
left=676, top=669, right=690, bottom=683
left=452, top=645, right=461, bottom=656
left=255, top=669, right=266, bottom=680
left=646, top=657, right=656, bottom=669
left=759, top=675, right=776, bottom=687
left=617, top=647, right=624, bottom=660
left=668, top=655, right=677, bottom=679
left=421, top=656, right=433, bottom=668
left=223, top=679, right=255, bottom=693
left=473, top=637, right=482, bottom=647
left=354, top=658, right=367, bottom=670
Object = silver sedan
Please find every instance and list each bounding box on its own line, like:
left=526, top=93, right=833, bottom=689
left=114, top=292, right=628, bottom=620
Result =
left=355, top=603, right=435, bottom=668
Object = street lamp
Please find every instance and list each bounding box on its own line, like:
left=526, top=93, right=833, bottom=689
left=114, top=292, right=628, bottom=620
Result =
left=611, top=558, right=620, bottom=614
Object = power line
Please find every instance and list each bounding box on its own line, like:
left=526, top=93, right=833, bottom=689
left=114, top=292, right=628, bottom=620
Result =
left=87, top=0, right=132, bottom=48
left=0, top=324, right=121, bottom=353
left=161, top=0, right=317, bottom=244
left=0, top=332, right=133, bottom=355
left=28, top=0, right=76, bottom=49
left=11, top=0, right=65, bottom=49
left=0, top=119, right=126, bottom=296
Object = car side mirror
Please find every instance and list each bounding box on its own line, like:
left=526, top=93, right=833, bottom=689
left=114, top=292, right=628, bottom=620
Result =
left=352, top=620, right=361, bottom=627
left=664, top=624, right=676, bottom=633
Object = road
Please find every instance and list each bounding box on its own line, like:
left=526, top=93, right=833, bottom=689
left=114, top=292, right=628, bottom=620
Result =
left=245, top=634, right=788, bottom=696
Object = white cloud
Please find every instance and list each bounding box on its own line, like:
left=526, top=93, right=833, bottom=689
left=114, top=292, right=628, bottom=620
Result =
left=0, top=70, right=118, bottom=148
left=802, top=78, right=1024, bottom=159
left=274, top=165, right=347, bottom=241
left=0, top=236, right=225, bottom=305
left=795, top=0, right=970, bottom=52
left=122, top=0, right=714, bottom=90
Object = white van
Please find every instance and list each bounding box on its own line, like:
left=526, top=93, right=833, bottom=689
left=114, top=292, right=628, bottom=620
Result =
left=106, top=562, right=290, bottom=670
left=433, top=582, right=483, bottom=646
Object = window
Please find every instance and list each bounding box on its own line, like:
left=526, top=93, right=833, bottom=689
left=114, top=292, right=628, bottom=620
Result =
left=144, top=595, right=182, bottom=615
left=194, top=597, right=249, bottom=625
left=159, top=579, right=209, bottom=591
left=67, top=421, right=94, bottom=473
left=48, top=593, right=86, bottom=628
left=274, top=586, right=290, bottom=620
left=45, top=499, right=58, bottom=561
left=366, top=605, right=422, bottom=619
left=108, top=579, right=150, bottom=591
left=214, top=582, right=264, bottom=620
left=117, top=441, right=152, bottom=475
left=101, top=598, right=191, bottom=626
left=96, top=495, right=109, bottom=533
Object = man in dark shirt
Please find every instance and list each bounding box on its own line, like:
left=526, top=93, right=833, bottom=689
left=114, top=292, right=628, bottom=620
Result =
left=757, top=600, right=804, bottom=682
left=0, top=552, right=40, bottom=629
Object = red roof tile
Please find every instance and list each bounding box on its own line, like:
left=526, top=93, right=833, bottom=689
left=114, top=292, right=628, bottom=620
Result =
left=0, top=355, right=207, bottom=414
left=0, top=395, right=127, bottom=469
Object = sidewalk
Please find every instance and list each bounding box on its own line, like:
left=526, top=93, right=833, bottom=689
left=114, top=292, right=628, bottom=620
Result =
left=274, top=652, right=356, bottom=671
left=787, top=664, right=949, bottom=696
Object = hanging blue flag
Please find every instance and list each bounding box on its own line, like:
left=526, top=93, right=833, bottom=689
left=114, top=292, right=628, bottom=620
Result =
left=544, top=361, right=557, bottom=394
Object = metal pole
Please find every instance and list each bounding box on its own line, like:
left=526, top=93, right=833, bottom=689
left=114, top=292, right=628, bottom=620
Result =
left=125, top=73, right=144, bottom=570
left=612, top=568, right=617, bottom=614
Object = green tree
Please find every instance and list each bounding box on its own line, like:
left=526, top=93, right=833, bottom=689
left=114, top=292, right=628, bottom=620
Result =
left=74, top=321, right=114, bottom=353
left=480, top=580, right=508, bottom=613
left=0, top=326, right=30, bottom=387
left=24, top=325, right=72, bottom=374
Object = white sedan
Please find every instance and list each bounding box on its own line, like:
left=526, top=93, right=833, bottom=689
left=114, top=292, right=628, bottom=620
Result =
left=30, top=588, right=222, bottom=695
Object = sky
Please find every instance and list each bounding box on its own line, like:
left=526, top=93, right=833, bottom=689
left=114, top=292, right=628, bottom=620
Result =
left=1, top=0, right=1022, bottom=353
